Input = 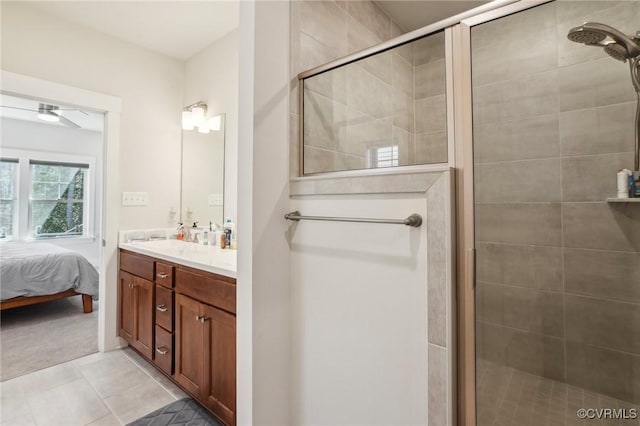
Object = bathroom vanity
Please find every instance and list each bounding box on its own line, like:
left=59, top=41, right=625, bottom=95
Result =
left=117, top=240, right=236, bottom=426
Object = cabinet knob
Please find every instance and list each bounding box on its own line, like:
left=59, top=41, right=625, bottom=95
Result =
left=195, top=315, right=210, bottom=323
left=157, top=273, right=168, bottom=279
left=156, top=346, right=168, bottom=355
left=156, top=304, right=168, bottom=312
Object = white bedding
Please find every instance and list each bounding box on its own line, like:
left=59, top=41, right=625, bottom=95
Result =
left=0, top=242, right=99, bottom=301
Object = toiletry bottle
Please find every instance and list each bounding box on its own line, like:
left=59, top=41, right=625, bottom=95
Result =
left=188, top=222, right=198, bottom=243
left=209, top=225, right=218, bottom=246
left=223, top=218, right=233, bottom=249
left=220, top=230, right=226, bottom=249
left=203, top=229, right=209, bottom=245
left=618, top=169, right=632, bottom=199
left=176, top=222, right=185, bottom=240
left=634, top=173, right=640, bottom=197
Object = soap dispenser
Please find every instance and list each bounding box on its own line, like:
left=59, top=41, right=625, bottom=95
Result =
left=176, top=222, right=185, bottom=240
left=188, top=222, right=199, bottom=243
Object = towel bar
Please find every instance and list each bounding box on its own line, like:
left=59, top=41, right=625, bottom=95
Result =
left=284, top=211, right=422, bottom=227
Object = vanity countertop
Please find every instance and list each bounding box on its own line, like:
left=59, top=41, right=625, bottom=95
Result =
left=119, top=239, right=237, bottom=279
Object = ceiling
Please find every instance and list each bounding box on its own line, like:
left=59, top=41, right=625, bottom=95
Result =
left=20, top=1, right=482, bottom=60
left=0, top=94, right=104, bottom=131
left=376, top=0, right=490, bottom=32
left=23, top=1, right=240, bottom=61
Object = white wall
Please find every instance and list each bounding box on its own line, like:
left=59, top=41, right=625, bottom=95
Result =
left=184, top=30, right=239, bottom=225
left=1, top=118, right=103, bottom=266
left=1, top=2, right=183, bottom=230
left=289, top=195, right=428, bottom=425
left=237, top=1, right=291, bottom=424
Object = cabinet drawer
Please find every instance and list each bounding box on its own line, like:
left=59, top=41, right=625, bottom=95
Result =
left=120, top=251, right=154, bottom=281
left=154, top=325, right=174, bottom=375
left=155, top=262, right=175, bottom=288
left=155, top=285, right=174, bottom=332
left=176, top=267, right=236, bottom=314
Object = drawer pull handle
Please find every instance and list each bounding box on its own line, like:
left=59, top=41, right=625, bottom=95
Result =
left=128, top=283, right=136, bottom=289
left=157, top=273, right=168, bottom=279
left=156, top=304, right=168, bottom=312
left=156, top=346, right=168, bottom=355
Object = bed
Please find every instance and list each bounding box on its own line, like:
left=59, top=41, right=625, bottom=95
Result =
left=0, top=242, right=99, bottom=313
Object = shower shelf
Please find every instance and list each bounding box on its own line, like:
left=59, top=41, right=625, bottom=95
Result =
left=607, top=198, right=640, bottom=203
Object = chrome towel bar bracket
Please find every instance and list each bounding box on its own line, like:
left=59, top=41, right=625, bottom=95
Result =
left=284, top=211, right=423, bottom=227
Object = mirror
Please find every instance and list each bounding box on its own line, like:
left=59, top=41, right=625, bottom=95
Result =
left=181, top=114, right=225, bottom=228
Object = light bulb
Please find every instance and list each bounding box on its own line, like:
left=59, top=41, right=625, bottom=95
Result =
left=182, top=110, right=194, bottom=130
left=197, top=123, right=210, bottom=134
left=191, top=106, right=205, bottom=125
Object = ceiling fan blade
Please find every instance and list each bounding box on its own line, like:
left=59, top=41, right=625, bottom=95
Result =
left=54, top=113, right=81, bottom=129
left=0, top=105, right=38, bottom=112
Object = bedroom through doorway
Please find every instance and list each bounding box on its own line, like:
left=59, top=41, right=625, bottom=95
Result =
left=0, top=93, right=105, bottom=381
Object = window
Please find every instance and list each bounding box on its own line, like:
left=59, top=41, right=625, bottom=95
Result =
left=0, top=150, right=94, bottom=241
left=0, top=159, right=18, bottom=239
left=367, top=146, right=399, bottom=169
left=30, top=161, right=88, bottom=237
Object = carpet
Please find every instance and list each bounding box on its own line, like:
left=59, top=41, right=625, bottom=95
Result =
left=0, top=295, right=98, bottom=381
left=126, top=398, right=222, bottom=426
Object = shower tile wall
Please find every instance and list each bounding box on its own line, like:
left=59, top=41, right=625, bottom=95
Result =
left=293, top=0, right=447, bottom=175
left=473, top=0, right=640, bottom=406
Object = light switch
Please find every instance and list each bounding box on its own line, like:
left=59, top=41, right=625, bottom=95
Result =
left=122, top=192, right=149, bottom=206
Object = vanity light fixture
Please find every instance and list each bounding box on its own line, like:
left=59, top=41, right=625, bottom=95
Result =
left=182, top=101, right=222, bottom=133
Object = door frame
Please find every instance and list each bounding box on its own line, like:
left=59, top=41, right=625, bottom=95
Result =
left=1, top=70, right=122, bottom=352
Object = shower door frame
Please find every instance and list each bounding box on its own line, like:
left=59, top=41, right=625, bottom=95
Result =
left=451, top=1, right=555, bottom=425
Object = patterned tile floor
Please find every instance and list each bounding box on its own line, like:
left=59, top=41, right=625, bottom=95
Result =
left=477, top=359, right=640, bottom=426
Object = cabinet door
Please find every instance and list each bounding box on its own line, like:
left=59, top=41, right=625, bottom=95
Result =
left=118, top=271, right=135, bottom=344
left=203, top=304, right=236, bottom=426
left=133, top=276, right=154, bottom=359
left=175, top=294, right=205, bottom=397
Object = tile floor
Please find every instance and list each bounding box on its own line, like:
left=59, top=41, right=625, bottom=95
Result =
left=0, top=347, right=187, bottom=426
left=477, top=359, right=640, bottom=426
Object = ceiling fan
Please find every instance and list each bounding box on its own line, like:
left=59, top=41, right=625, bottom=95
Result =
left=1, top=102, right=86, bottom=128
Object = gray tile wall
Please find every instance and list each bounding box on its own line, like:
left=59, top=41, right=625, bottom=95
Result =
left=473, top=0, right=640, bottom=405
left=293, top=1, right=447, bottom=175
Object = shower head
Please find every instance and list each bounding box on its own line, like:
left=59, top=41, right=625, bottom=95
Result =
left=567, top=22, right=640, bottom=59
left=567, top=26, right=607, bottom=45
left=604, top=42, right=630, bottom=62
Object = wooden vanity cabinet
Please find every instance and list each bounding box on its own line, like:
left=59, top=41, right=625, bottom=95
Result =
left=118, top=249, right=236, bottom=426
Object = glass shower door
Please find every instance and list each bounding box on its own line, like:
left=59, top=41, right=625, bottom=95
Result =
left=470, top=2, right=640, bottom=425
